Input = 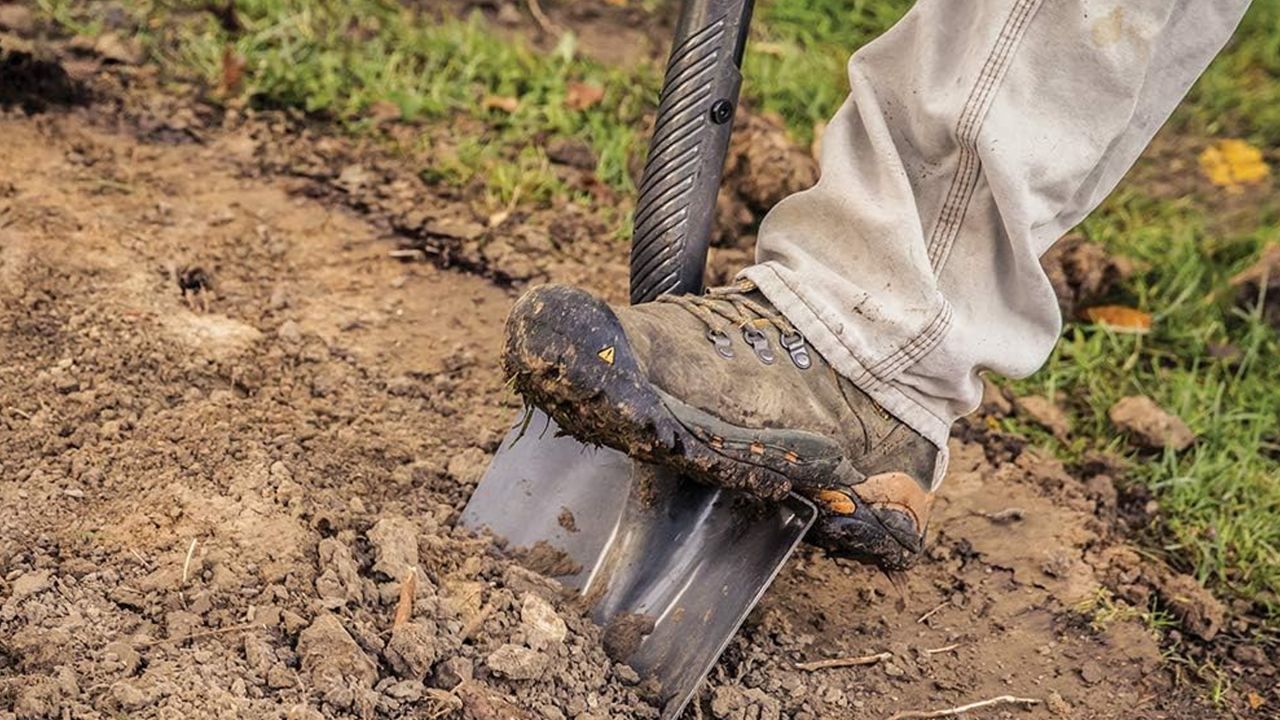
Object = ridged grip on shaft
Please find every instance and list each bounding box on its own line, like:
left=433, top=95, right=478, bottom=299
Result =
left=630, top=0, right=751, bottom=305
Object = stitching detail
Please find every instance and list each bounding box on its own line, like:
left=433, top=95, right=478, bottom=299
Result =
left=755, top=265, right=951, bottom=428
left=925, top=0, right=1043, bottom=273
left=862, top=300, right=954, bottom=381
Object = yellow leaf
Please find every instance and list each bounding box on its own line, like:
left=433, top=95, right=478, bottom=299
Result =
left=1199, top=139, right=1270, bottom=189
left=565, top=82, right=605, bottom=111
left=1082, top=305, right=1152, bottom=334
left=482, top=95, right=519, bottom=113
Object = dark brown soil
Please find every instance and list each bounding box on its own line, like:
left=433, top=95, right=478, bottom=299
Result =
left=602, top=612, right=657, bottom=664
left=514, top=541, right=582, bottom=579
left=0, top=16, right=1275, bottom=720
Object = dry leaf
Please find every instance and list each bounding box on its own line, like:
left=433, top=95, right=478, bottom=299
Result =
left=565, top=82, right=605, bottom=111
left=1199, top=139, right=1270, bottom=189
left=1247, top=692, right=1265, bottom=710
left=1081, top=305, right=1152, bottom=333
left=218, top=46, right=246, bottom=97
left=483, top=95, right=519, bottom=113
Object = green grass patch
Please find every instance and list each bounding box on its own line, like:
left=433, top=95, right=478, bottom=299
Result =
left=1178, top=0, right=1280, bottom=145
left=1007, top=190, right=1280, bottom=616
left=743, top=0, right=910, bottom=143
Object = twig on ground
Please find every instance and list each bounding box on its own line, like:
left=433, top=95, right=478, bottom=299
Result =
left=923, top=644, right=959, bottom=655
left=393, top=568, right=418, bottom=629
left=138, top=622, right=262, bottom=647
left=526, top=0, right=561, bottom=35
left=886, top=695, right=1041, bottom=719
left=181, top=538, right=197, bottom=586
left=917, top=598, right=950, bottom=624
left=795, top=651, right=893, bottom=671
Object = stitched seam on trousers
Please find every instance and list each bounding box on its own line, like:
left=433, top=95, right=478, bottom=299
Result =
left=925, top=0, right=1041, bottom=272
left=753, top=265, right=952, bottom=430
left=930, top=2, right=1037, bottom=272
left=867, top=300, right=954, bottom=380
left=762, top=264, right=879, bottom=378
left=863, top=301, right=949, bottom=378
left=927, top=1, right=1036, bottom=268
left=928, top=1, right=1035, bottom=260
left=749, top=265, right=955, bottom=436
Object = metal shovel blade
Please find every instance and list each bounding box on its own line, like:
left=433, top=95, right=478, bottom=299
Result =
left=461, top=408, right=816, bottom=719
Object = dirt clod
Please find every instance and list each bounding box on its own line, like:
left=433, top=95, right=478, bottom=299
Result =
left=1151, top=569, right=1226, bottom=640
left=513, top=540, right=582, bottom=577
left=485, top=643, right=550, bottom=681
left=1014, top=394, right=1071, bottom=440
left=602, top=611, right=656, bottom=663
left=1108, top=395, right=1196, bottom=450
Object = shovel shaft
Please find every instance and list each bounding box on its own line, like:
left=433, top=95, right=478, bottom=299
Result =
left=630, top=0, right=755, bottom=305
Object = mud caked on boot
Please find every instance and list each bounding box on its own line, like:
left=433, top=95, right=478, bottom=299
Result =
left=503, top=281, right=940, bottom=570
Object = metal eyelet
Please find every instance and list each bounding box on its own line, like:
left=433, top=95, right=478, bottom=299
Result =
left=780, top=332, right=811, bottom=369
left=706, top=328, right=734, bottom=359
left=742, top=326, right=775, bottom=365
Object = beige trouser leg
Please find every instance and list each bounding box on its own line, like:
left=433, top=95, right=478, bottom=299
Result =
left=742, top=0, right=1251, bottom=485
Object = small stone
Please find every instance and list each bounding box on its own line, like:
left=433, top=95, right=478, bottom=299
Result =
left=612, top=663, right=640, bottom=685
left=545, top=137, right=598, bottom=169
left=108, top=585, right=146, bottom=610
left=485, top=644, right=549, bottom=681
left=296, top=614, right=377, bottom=709
left=519, top=593, right=567, bottom=649
left=1047, top=690, right=1072, bottom=716
left=385, top=679, right=425, bottom=701
left=1079, top=660, right=1104, bottom=685
left=433, top=656, right=473, bottom=689
left=165, top=610, right=202, bottom=640
left=367, top=515, right=420, bottom=581
left=0, top=4, right=36, bottom=35
left=1152, top=570, right=1225, bottom=640
left=10, top=570, right=52, bottom=600
left=710, top=686, right=781, bottom=720
left=103, top=640, right=141, bottom=675
left=267, top=662, right=295, bottom=689
left=426, top=218, right=486, bottom=241
left=385, top=620, right=438, bottom=680
left=1014, top=395, right=1071, bottom=440
left=278, top=320, right=303, bottom=344
left=282, top=610, right=308, bottom=635
left=94, top=32, right=145, bottom=64
left=109, top=680, right=147, bottom=710
left=1108, top=395, right=1195, bottom=451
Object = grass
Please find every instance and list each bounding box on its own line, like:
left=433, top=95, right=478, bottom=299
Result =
left=1005, top=189, right=1280, bottom=618
left=32, top=0, right=1280, bottom=623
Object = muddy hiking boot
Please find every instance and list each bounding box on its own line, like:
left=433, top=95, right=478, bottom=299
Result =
left=503, top=281, right=940, bottom=570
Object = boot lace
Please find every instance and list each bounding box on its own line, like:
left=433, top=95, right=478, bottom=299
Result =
left=657, top=281, right=812, bottom=369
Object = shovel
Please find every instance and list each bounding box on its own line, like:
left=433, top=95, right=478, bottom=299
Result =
left=461, top=0, right=815, bottom=716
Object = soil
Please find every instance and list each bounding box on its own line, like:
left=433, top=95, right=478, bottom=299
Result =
left=1, top=14, right=1277, bottom=720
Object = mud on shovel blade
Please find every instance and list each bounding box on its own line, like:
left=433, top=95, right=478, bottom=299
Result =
left=461, top=409, right=816, bottom=719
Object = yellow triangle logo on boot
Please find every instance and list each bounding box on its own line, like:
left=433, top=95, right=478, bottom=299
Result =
left=597, top=346, right=615, bottom=365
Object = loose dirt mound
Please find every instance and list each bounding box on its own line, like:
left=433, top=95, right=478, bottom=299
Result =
left=0, top=53, right=1267, bottom=720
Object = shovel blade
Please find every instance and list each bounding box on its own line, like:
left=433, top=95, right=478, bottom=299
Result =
left=461, top=409, right=815, bottom=719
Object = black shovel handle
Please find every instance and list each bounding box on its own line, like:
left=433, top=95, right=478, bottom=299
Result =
left=629, top=0, right=755, bottom=305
